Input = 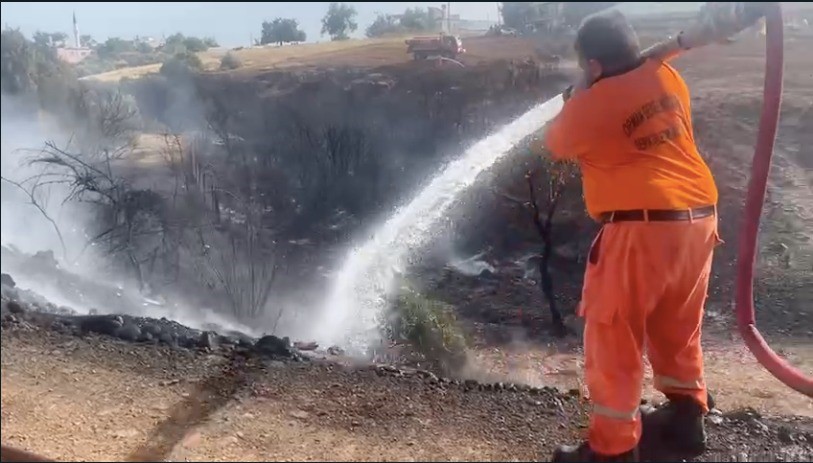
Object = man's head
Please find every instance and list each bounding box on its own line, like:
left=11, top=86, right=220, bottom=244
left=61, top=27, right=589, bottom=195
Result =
left=575, top=9, right=641, bottom=84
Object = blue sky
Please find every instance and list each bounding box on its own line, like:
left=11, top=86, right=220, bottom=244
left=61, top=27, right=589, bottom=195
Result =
left=1, top=2, right=704, bottom=47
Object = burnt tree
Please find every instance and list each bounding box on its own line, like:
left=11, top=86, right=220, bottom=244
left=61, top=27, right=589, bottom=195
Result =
left=524, top=159, right=580, bottom=336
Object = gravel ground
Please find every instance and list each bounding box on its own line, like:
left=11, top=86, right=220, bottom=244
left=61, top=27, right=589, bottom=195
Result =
left=2, top=317, right=811, bottom=462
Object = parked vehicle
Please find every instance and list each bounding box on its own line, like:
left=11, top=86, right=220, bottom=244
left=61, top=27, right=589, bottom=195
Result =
left=405, top=34, right=465, bottom=60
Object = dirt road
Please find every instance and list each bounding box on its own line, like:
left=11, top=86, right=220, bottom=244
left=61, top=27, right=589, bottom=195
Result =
left=2, top=327, right=812, bottom=462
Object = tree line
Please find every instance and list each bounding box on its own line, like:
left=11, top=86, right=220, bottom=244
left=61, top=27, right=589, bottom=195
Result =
left=262, top=2, right=622, bottom=45
left=13, top=2, right=623, bottom=64
left=260, top=2, right=442, bottom=46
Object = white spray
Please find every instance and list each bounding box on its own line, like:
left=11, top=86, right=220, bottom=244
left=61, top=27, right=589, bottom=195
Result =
left=313, top=96, right=565, bottom=352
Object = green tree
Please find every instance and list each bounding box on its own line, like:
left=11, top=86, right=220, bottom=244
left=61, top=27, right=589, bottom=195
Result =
left=500, top=2, right=540, bottom=30
left=164, top=33, right=187, bottom=54
left=365, top=13, right=401, bottom=38
left=97, top=37, right=136, bottom=59
left=366, top=7, right=438, bottom=38
left=399, top=7, right=435, bottom=32
left=500, top=2, right=619, bottom=32
left=261, top=18, right=307, bottom=45
left=136, top=41, right=153, bottom=54
left=1, top=29, right=76, bottom=113
left=321, top=2, right=358, bottom=41
left=562, top=2, right=619, bottom=27
left=183, top=36, right=208, bottom=52
left=2, top=29, right=39, bottom=94
left=160, top=51, right=203, bottom=78
left=80, top=34, right=97, bottom=48
left=162, top=33, right=215, bottom=54
left=50, top=32, right=68, bottom=46
left=32, top=31, right=51, bottom=47
left=32, top=31, right=68, bottom=48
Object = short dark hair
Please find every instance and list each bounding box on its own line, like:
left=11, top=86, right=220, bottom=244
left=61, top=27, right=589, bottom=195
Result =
left=576, top=10, right=641, bottom=73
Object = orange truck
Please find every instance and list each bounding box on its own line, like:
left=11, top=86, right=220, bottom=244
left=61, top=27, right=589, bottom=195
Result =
left=405, top=34, right=465, bottom=60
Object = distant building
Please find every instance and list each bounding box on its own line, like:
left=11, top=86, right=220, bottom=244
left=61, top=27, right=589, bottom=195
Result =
left=56, top=47, right=93, bottom=64
left=134, top=36, right=163, bottom=50
left=442, top=4, right=498, bottom=35
left=56, top=11, right=92, bottom=64
left=453, top=18, right=499, bottom=35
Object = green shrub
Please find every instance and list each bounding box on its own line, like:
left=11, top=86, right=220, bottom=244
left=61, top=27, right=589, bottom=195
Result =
left=219, top=52, right=242, bottom=70
left=390, top=287, right=469, bottom=375
left=160, top=51, right=202, bottom=78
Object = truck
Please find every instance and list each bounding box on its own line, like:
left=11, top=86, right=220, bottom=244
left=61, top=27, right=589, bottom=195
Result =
left=405, top=34, right=465, bottom=60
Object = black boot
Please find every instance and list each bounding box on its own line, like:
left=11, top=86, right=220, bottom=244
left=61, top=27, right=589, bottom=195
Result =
left=640, top=394, right=707, bottom=456
left=552, top=442, right=639, bottom=462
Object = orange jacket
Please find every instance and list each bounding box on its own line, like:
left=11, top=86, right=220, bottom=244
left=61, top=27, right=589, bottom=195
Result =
left=544, top=58, right=718, bottom=220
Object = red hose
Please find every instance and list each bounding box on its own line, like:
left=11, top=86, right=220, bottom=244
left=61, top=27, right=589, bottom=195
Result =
left=735, top=2, right=813, bottom=397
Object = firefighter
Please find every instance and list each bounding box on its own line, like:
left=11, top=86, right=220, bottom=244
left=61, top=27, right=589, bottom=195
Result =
left=538, top=10, right=722, bottom=462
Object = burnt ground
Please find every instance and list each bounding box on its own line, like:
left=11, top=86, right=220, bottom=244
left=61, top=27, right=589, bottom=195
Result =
left=2, top=20, right=813, bottom=463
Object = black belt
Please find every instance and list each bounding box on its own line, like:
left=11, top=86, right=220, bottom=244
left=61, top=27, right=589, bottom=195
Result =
left=599, top=205, right=716, bottom=224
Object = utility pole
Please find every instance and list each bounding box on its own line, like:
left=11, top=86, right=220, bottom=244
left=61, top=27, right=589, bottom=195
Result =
left=496, top=3, right=501, bottom=26
left=447, top=2, right=452, bottom=34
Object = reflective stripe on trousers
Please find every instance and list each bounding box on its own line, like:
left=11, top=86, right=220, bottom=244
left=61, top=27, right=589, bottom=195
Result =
left=654, top=375, right=704, bottom=391
left=593, top=404, right=639, bottom=421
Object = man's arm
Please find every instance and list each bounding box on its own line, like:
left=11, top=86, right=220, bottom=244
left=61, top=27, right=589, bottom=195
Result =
left=641, top=32, right=689, bottom=63
left=541, top=89, right=593, bottom=161
left=642, top=3, right=770, bottom=62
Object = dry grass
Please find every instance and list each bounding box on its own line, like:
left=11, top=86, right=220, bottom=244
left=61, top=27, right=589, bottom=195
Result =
left=79, top=63, right=162, bottom=83
left=81, top=37, right=411, bottom=83
left=78, top=34, right=549, bottom=82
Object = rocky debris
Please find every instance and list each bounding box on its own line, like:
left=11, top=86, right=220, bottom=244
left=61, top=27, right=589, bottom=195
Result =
left=0, top=270, right=310, bottom=362
left=369, top=363, right=571, bottom=400
left=76, top=314, right=125, bottom=337
left=115, top=323, right=142, bottom=342
left=293, top=341, right=318, bottom=351
left=327, top=345, right=345, bottom=356
left=1, top=246, right=147, bottom=317
left=254, top=335, right=304, bottom=361
left=7, top=300, right=25, bottom=314
left=198, top=331, right=219, bottom=350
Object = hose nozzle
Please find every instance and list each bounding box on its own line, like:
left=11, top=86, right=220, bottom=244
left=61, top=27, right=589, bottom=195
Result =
left=690, top=2, right=772, bottom=47
left=642, top=2, right=774, bottom=61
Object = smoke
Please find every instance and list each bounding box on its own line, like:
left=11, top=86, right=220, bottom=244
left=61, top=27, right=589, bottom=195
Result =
left=0, top=92, right=124, bottom=313
left=0, top=90, right=254, bottom=337
left=0, top=94, right=95, bottom=264
left=447, top=250, right=496, bottom=277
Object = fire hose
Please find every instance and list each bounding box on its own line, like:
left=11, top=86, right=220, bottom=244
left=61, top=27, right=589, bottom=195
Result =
left=645, top=2, right=812, bottom=397
left=734, top=3, right=813, bottom=397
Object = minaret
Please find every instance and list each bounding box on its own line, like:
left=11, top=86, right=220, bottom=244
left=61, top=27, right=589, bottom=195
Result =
left=73, top=11, right=80, bottom=48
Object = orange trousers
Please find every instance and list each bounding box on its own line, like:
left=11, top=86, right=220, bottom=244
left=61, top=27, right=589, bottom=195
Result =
left=579, top=214, right=720, bottom=455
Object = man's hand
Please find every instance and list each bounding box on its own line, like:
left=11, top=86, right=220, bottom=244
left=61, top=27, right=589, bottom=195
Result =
left=563, top=85, right=575, bottom=102
left=563, top=76, right=588, bottom=102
